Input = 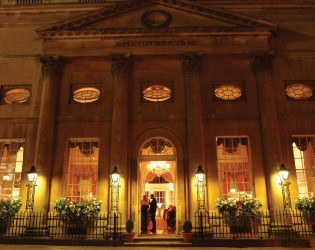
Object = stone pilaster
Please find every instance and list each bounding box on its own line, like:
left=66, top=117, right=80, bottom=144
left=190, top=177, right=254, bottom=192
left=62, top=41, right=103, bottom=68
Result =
left=250, top=51, right=283, bottom=210
left=181, top=53, right=206, bottom=218
left=109, top=53, right=132, bottom=218
left=34, top=56, right=63, bottom=212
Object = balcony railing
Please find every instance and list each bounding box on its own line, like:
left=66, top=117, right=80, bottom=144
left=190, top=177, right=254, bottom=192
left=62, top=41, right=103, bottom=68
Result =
left=0, top=211, right=122, bottom=240
left=16, top=0, right=42, bottom=5
left=194, top=210, right=315, bottom=240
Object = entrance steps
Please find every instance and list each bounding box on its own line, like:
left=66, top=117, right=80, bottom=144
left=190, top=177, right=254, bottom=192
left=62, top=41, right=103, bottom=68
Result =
left=124, top=236, right=192, bottom=247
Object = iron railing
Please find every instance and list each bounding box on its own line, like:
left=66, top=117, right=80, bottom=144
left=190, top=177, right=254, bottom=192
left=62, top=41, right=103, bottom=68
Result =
left=16, top=0, right=42, bottom=5
left=0, top=211, right=122, bottom=240
left=194, top=210, right=315, bottom=240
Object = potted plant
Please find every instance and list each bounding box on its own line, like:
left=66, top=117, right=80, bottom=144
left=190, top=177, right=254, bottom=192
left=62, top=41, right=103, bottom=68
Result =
left=295, top=195, right=315, bottom=232
left=125, top=219, right=135, bottom=243
left=0, top=198, right=22, bottom=234
left=52, top=197, right=102, bottom=235
left=216, top=195, right=263, bottom=234
left=182, top=220, right=193, bottom=243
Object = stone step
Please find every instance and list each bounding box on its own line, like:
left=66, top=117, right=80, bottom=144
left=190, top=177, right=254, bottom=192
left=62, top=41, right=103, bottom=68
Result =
left=125, top=241, right=192, bottom=247
left=134, top=236, right=183, bottom=242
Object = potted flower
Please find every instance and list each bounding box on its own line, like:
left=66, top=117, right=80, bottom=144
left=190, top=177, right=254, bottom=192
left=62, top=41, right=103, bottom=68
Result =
left=182, top=220, right=193, bottom=243
left=295, top=195, right=315, bottom=232
left=0, top=198, right=22, bottom=234
left=52, top=197, right=102, bottom=235
left=125, top=219, right=135, bottom=243
left=216, top=195, right=262, bottom=234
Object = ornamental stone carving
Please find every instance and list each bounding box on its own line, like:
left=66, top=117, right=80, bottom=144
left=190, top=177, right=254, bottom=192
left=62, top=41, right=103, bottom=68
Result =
left=250, top=52, right=274, bottom=74
left=181, top=53, right=203, bottom=75
left=110, top=53, right=132, bottom=77
left=40, top=56, right=63, bottom=77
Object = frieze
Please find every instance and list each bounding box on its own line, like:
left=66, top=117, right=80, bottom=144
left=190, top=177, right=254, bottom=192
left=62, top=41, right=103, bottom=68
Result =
left=114, top=40, right=199, bottom=47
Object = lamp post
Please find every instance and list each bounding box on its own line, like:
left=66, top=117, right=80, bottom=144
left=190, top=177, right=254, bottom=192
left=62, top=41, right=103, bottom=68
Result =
left=196, top=165, right=206, bottom=211
left=26, top=165, right=38, bottom=211
left=110, top=166, right=120, bottom=211
left=277, top=164, right=291, bottom=209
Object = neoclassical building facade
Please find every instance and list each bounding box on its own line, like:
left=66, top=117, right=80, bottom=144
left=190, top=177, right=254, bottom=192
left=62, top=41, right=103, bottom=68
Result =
left=0, top=0, right=315, bottom=235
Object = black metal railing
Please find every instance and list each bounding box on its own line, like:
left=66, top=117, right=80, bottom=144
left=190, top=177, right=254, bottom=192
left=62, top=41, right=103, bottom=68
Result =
left=0, top=211, right=122, bottom=240
left=16, top=0, right=42, bottom=5
left=194, top=210, right=315, bottom=240
left=78, top=0, right=107, bottom=3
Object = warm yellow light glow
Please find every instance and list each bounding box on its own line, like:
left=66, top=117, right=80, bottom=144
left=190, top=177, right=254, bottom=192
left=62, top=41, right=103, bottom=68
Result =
left=278, top=164, right=289, bottom=182
left=195, top=165, right=205, bottom=183
left=111, top=166, right=120, bottom=184
left=157, top=203, right=163, bottom=208
left=230, top=188, right=236, bottom=193
left=147, top=161, right=170, bottom=177
left=27, top=166, right=38, bottom=182
left=3, top=174, right=9, bottom=181
left=73, top=87, right=100, bottom=103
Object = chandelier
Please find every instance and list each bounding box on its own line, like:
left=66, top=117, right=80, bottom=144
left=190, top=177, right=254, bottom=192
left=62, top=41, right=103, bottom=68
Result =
left=147, top=161, right=170, bottom=177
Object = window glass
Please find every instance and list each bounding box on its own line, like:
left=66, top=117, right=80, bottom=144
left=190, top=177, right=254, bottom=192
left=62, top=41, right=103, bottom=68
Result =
left=292, top=136, right=315, bottom=197
left=0, top=140, right=24, bottom=199
left=216, top=137, right=253, bottom=200
left=64, top=139, right=99, bottom=202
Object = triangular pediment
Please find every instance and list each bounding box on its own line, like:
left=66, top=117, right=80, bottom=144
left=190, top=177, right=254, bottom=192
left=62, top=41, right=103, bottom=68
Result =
left=36, top=0, right=276, bottom=40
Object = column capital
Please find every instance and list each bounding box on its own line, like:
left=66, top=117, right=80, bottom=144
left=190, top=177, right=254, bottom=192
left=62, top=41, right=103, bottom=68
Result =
left=181, top=52, right=203, bottom=75
left=110, top=53, right=132, bottom=77
left=40, top=56, right=63, bottom=77
left=250, top=51, right=275, bottom=74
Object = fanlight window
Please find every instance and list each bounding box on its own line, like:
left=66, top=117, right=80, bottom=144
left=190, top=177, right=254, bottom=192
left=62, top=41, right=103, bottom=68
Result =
left=73, top=87, right=100, bottom=103
left=143, top=85, right=171, bottom=102
left=3, top=88, right=30, bottom=104
left=141, top=138, right=174, bottom=156
left=214, top=85, right=242, bottom=100
left=286, top=84, right=313, bottom=100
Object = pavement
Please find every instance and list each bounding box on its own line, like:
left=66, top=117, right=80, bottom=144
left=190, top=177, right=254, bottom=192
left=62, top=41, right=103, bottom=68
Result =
left=0, top=246, right=312, bottom=250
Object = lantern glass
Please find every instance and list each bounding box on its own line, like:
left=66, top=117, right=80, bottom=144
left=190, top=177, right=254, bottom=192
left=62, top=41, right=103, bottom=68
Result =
left=3, top=174, right=9, bottom=181
left=27, top=166, right=38, bottom=182
left=196, top=165, right=205, bottom=183
left=111, top=166, right=120, bottom=184
left=278, top=164, right=289, bottom=182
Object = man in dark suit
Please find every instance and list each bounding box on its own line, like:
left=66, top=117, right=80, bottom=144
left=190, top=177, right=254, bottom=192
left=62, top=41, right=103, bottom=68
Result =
left=149, top=193, right=157, bottom=233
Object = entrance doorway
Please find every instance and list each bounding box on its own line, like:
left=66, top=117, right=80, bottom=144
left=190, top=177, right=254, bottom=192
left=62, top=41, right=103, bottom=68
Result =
left=138, top=137, right=177, bottom=236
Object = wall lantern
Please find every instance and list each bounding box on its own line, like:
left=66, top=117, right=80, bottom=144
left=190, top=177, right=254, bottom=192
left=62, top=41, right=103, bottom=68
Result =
left=195, top=165, right=206, bottom=211
left=277, top=163, right=291, bottom=209
left=110, top=166, right=120, bottom=184
left=196, top=165, right=205, bottom=183
left=278, top=164, right=289, bottom=182
left=110, top=166, right=120, bottom=212
left=27, top=165, right=38, bottom=183
left=26, top=165, right=38, bottom=211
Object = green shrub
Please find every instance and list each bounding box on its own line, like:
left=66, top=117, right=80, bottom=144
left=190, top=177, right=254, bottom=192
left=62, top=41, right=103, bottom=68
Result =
left=183, top=220, right=192, bottom=233
left=0, top=198, right=22, bottom=223
left=126, top=219, right=134, bottom=233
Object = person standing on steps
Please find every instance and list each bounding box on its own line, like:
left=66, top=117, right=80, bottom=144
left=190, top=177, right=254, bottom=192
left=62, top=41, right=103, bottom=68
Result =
left=149, top=193, right=157, bottom=233
left=141, top=194, right=149, bottom=233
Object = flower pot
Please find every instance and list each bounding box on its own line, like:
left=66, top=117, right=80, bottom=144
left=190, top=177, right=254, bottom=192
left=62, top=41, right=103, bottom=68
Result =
left=125, top=232, right=135, bottom=243
left=182, top=232, right=193, bottom=243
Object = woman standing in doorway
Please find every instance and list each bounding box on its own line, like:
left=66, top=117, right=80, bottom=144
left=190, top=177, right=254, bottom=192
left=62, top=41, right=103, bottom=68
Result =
left=141, top=195, right=149, bottom=233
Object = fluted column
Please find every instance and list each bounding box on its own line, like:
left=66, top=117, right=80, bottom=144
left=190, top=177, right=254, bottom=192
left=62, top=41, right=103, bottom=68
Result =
left=109, top=53, right=132, bottom=217
left=181, top=53, right=206, bottom=218
left=250, top=52, right=283, bottom=210
left=34, top=56, right=63, bottom=212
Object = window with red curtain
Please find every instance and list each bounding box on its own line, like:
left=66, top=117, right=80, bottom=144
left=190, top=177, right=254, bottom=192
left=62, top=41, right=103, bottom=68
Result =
left=292, top=136, right=315, bottom=198
left=216, top=137, right=253, bottom=200
left=64, top=139, right=99, bottom=202
left=0, top=140, right=24, bottom=199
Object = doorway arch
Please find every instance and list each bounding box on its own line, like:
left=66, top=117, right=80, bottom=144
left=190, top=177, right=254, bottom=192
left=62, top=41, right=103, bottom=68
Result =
left=129, top=129, right=186, bottom=236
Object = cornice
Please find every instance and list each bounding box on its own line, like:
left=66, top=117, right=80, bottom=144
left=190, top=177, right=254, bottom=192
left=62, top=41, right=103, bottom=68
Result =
left=1, top=1, right=315, bottom=15
left=38, top=27, right=273, bottom=40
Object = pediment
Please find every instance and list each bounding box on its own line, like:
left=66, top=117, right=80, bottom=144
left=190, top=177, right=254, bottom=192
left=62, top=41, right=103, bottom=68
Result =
left=36, top=0, right=276, bottom=40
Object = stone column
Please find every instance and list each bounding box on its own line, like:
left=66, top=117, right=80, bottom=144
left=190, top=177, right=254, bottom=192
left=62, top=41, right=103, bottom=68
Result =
left=34, top=56, right=63, bottom=212
left=250, top=52, right=283, bottom=210
left=181, top=53, right=206, bottom=218
left=109, top=53, right=132, bottom=218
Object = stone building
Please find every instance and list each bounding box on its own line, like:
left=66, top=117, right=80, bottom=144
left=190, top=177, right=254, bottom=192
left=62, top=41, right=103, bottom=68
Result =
left=0, top=0, right=314, bottom=235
